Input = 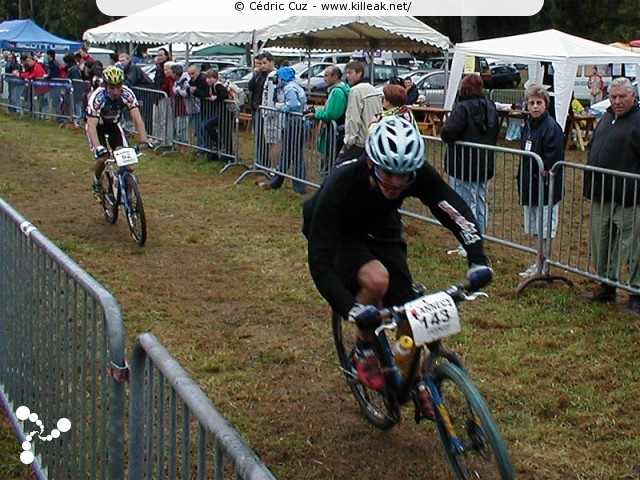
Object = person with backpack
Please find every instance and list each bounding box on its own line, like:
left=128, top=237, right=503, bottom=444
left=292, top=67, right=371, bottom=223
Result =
left=305, top=65, right=350, bottom=176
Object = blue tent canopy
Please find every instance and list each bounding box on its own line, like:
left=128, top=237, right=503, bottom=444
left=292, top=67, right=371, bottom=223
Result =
left=0, top=19, right=83, bottom=53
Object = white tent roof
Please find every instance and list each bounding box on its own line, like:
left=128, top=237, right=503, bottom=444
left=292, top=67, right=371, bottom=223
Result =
left=83, top=1, right=290, bottom=46
left=445, top=29, right=640, bottom=125
left=256, top=16, right=451, bottom=53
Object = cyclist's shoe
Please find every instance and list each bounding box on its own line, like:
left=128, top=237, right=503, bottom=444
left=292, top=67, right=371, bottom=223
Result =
left=352, top=343, right=385, bottom=391
left=413, top=380, right=435, bottom=422
left=92, top=181, right=103, bottom=202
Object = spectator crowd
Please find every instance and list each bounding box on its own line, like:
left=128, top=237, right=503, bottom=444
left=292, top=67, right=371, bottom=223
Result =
left=2, top=49, right=639, bottom=312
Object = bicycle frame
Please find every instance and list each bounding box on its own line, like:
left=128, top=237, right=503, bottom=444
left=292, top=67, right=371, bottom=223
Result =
left=106, top=161, right=136, bottom=213
left=333, top=284, right=514, bottom=479
left=99, top=146, right=147, bottom=246
left=373, top=286, right=488, bottom=448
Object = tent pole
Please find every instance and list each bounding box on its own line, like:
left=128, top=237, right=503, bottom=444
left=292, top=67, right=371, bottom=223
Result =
left=444, top=49, right=450, bottom=103
left=306, top=49, right=311, bottom=91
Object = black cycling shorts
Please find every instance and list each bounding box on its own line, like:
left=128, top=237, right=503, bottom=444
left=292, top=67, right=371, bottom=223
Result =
left=96, top=123, right=128, bottom=151
left=334, top=238, right=414, bottom=308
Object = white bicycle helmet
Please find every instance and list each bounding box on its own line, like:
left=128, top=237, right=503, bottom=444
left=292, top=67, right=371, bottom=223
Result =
left=365, top=116, right=425, bottom=174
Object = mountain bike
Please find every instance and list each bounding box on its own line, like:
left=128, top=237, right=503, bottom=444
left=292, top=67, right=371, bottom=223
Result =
left=332, top=282, right=514, bottom=479
left=98, top=146, right=147, bottom=246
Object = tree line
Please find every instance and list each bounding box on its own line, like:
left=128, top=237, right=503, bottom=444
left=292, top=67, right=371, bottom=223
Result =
left=0, top=0, right=639, bottom=49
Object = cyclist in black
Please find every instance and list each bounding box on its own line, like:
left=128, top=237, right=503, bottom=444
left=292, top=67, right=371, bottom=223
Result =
left=303, top=116, right=492, bottom=414
left=85, top=65, right=151, bottom=201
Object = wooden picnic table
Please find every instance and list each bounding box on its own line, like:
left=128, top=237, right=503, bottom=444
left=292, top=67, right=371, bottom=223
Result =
left=565, top=114, right=599, bottom=151
left=409, top=105, right=451, bottom=136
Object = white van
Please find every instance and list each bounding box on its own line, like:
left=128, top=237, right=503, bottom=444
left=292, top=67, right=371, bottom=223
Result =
left=309, top=52, right=355, bottom=64
left=573, top=64, right=613, bottom=101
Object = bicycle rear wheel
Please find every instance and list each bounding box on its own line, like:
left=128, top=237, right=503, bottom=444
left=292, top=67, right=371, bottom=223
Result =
left=331, top=312, right=399, bottom=430
left=431, top=362, right=514, bottom=480
left=122, top=173, right=146, bottom=246
left=100, top=170, right=118, bottom=224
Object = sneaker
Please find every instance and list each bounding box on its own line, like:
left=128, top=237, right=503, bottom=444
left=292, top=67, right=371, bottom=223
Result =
left=581, top=283, right=617, bottom=303
left=519, top=263, right=538, bottom=278
left=446, top=245, right=467, bottom=257
left=352, top=344, right=385, bottom=391
left=92, top=181, right=103, bottom=202
left=413, top=380, right=435, bottom=422
left=622, top=294, right=640, bottom=314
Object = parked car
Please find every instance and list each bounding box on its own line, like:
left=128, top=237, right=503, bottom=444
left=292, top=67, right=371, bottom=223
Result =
left=219, top=66, right=252, bottom=82
left=484, top=65, right=521, bottom=89
left=308, top=52, right=355, bottom=64
left=290, top=61, right=334, bottom=88
left=233, top=71, right=254, bottom=90
left=411, top=69, right=447, bottom=107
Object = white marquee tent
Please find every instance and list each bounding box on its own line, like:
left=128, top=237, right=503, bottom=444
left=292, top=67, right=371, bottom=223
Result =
left=256, top=16, right=452, bottom=53
left=83, top=0, right=290, bottom=48
left=444, top=29, right=640, bottom=125
left=84, top=9, right=451, bottom=56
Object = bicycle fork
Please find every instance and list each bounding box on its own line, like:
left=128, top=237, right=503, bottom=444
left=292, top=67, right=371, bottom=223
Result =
left=426, top=378, right=465, bottom=453
left=426, top=376, right=488, bottom=455
left=118, top=170, right=134, bottom=215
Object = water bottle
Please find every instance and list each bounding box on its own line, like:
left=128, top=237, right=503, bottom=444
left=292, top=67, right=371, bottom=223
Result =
left=392, top=335, right=414, bottom=376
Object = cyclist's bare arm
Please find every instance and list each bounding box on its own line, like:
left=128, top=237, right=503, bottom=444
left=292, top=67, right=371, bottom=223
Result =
left=86, top=116, right=101, bottom=153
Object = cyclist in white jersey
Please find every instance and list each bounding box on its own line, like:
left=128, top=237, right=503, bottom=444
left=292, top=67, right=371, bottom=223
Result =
left=85, top=65, right=150, bottom=201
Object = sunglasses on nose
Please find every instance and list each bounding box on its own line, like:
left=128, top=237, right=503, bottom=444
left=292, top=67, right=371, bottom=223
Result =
left=373, top=166, right=416, bottom=191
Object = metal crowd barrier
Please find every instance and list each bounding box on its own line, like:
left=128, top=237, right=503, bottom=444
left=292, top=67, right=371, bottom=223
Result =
left=0, top=197, right=127, bottom=480
left=129, top=86, right=170, bottom=147
left=235, top=106, right=311, bottom=189
left=490, top=88, right=525, bottom=106
left=0, top=73, right=31, bottom=115
left=0, top=197, right=278, bottom=479
left=235, top=106, right=339, bottom=188
left=128, top=333, right=277, bottom=480
left=28, top=78, right=74, bottom=122
left=542, top=161, right=640, bottom=295
left=69, top=78, right=91, bottom=125
left=400, top=136, right=547, bottom=263
left=167, top=95, right=240, bottom=165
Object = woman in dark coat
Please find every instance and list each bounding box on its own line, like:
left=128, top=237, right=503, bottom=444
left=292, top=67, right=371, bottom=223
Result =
left=441, top=73, right=500, bottom=240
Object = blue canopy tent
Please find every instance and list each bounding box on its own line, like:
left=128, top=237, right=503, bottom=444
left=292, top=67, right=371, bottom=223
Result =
left=0, top=19, right=83, bottom=53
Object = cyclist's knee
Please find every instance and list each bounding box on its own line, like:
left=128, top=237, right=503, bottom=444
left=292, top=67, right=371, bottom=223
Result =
left=357, top=260, right=389, bottom=302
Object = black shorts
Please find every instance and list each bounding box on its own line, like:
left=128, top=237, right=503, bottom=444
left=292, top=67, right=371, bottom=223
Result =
left=334, top=237, right=414, bottom=308
left=96, top=123, right=128, bottom=151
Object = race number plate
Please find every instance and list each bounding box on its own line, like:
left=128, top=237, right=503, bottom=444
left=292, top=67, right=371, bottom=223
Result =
left=404, top=292, right=461, bottom=346
left=113, top=148, right=139, bottom=167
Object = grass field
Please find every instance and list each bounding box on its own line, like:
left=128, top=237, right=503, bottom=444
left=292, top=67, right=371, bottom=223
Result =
left=0, top=112, right=639, bottom=479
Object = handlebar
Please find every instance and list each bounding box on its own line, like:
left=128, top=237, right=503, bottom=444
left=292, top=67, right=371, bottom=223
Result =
left=373, top=282, right=488, bottom=332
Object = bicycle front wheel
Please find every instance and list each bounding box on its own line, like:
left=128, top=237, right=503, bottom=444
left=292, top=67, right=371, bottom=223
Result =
left=432, top=362, right=514, bottom=480
left=100, top=170, right=118, bottom=224
left=123, top=174, right=146, bottom=246
left=331, top=312, right=399, bottom=430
